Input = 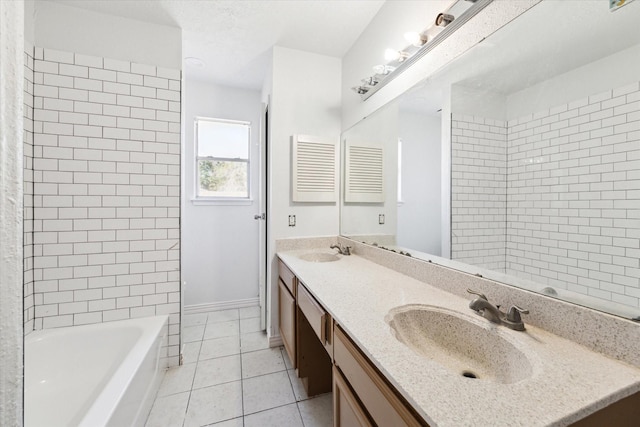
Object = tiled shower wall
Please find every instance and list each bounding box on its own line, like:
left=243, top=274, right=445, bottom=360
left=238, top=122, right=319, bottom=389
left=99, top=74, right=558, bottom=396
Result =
left=506, top=81, right=640, bottom=307
left=451, top=81, right=640, bottom=308
left=451, top=115, right=507, bottom=270
left=24, top=45, right=35, bottom=334
left=29, top=47, right=182, bottom=363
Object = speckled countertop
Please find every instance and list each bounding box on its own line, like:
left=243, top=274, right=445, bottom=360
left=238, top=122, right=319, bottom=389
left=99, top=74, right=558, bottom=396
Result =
left=278, top=249, right=640, bottom=427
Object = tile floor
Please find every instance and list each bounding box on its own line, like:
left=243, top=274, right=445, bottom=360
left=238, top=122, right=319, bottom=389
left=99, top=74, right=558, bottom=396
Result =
left=146, top=306, right=333, bottom=427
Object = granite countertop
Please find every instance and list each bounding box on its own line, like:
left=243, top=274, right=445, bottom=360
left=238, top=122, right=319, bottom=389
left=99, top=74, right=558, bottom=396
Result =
left=278, top=249, right=640, bottom=427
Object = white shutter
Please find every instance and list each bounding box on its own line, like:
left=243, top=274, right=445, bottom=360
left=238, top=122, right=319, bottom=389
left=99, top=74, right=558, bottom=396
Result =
left=291, top=135, right=338, bottom=202
left=345, top=141, right=384, bottom=203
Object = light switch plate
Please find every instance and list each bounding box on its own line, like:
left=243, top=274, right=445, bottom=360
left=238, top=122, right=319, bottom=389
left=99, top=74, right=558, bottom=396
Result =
left=289, top=215, right=296, bottom=227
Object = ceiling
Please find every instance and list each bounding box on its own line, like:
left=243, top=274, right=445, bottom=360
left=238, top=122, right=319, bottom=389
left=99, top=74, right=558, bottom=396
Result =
left=46, top=0, right=385, bottom=90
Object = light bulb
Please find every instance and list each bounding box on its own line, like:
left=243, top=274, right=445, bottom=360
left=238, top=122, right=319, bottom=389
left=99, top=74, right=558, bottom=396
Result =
left=404, top=32, right=426, bottom=47
left=372, top=64, right=395, bottom=75
left=384, top=49, right=409, bottom=62
left=384, top=48, right=401, bottom=61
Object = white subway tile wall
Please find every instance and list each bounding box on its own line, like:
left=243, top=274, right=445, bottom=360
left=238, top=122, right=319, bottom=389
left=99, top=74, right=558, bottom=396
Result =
left=30, top=47, right=182, bottom=364
left=451, top=116, right=508, bottom=271
left=451, top=81, right=640, bottom=309
left=24, top=46, right=35, bottom=334
left=506, top=82, right=640, bottom=308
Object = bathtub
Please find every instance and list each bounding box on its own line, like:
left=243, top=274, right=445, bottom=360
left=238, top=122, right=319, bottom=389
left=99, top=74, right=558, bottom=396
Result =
left=25, top=315, right=168, bottom=427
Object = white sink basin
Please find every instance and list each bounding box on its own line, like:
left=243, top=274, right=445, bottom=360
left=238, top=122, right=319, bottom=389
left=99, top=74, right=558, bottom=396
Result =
left=298, top=252, right=340, bottom=263
left=386, top=305, right=533, bottom=384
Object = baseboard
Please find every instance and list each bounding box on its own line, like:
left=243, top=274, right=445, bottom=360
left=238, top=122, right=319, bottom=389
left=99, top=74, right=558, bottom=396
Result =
left=184, top=297, right=260, bottom=315
left=268, top=334, right=283, bottom=347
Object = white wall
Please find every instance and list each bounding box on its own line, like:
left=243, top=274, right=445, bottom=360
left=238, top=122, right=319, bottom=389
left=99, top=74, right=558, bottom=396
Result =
left=34, top=1, right=181, bottom=69
left=267, top=46, right=341, bottom=338
left=397, top=112, right=441, bottom=255
left=0, top=0, right=24, bottom=424
left=183, top=80, right=262, bottom=307
left=341, top=103, right=398, bottom=239
left=342, top=0, right=540, bottom=130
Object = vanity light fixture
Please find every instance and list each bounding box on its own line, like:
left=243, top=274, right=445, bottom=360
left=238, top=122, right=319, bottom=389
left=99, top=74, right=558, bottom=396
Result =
left=384, top=48, right=410, bottom=62
left=353, top=0, right=493, bottom=100
left=404, top=31, right=428, bottom=47
left=351, top=86, right=370, bottom=95
left=372, top=64, right=396, bottom=75
left=362, top=76, right=379, bottom=86
left=435, top=13, right=455, bottom=27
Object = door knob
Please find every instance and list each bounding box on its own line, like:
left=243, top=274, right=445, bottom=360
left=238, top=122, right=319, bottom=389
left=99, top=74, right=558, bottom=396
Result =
left=254, top=213, right=266, bottom=220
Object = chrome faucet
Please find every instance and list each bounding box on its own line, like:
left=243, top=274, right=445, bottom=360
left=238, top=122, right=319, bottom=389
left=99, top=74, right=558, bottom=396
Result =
left=330, top=243, right=351, bottom=256
left=467, top=289, right=529, bottom=331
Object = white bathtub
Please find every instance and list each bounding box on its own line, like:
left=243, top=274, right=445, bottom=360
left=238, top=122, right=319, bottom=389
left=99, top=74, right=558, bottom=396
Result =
left=25, top=316, right=168, bottom=427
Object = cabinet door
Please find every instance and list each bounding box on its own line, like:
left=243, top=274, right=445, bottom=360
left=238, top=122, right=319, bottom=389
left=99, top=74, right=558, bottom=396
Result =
left=278, top=279, right=296, bottom=368
left=334, top=326, right=426, bottom=427
left=333, top=366, right=373, bottom=427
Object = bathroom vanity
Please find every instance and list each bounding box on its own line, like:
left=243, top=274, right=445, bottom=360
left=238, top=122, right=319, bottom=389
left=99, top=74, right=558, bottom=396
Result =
left=277, top=245, right=640, bottom=427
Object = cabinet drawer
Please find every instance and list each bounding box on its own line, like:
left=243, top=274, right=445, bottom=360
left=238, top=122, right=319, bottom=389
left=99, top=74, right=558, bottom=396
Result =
left=297, top=283, right=329, bottom=345
left=278, top=259, right=296, bottom=296
left=334, top=326, right=426, bottom=427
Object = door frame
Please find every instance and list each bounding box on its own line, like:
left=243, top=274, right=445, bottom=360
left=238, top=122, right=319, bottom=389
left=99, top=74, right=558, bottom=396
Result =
left=258, top=101, right=269, bottom=330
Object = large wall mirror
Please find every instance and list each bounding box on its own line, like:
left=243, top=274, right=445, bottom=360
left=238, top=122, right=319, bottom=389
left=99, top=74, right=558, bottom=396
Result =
left=341, top=0, right=640, bottom=320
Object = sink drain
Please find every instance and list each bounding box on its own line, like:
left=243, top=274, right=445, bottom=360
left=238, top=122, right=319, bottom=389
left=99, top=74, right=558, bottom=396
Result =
left=461, top=371, right=478, bottom=379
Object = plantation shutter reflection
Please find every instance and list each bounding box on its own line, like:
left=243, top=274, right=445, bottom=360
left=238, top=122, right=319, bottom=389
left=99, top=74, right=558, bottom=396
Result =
left=345, top=142, right=384, bottom=203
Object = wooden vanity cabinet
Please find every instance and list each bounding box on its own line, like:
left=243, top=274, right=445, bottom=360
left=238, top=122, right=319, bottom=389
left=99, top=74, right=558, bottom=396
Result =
left=333, top=366, right=374, bottom=427
left=333, top=325, right=427, bottom=427
left=278, top=260, right=296, bottom=368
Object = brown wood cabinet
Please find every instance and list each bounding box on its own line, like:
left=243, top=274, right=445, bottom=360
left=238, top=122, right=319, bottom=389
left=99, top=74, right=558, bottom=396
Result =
left=333, top=366, right=373, bottom=427
left=278, top=261, right=296, bottom=368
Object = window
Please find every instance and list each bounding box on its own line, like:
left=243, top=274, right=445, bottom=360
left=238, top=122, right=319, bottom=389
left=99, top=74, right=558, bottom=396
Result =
left=195, top=118, right=250, bottom=200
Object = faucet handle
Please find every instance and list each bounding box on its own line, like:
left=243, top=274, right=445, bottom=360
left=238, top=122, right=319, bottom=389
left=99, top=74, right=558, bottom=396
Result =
left=506, top=305, right=529, bottom=322
left=343, top=246, right=352, bottom=256
left=466, top=289, right=487, bottom=301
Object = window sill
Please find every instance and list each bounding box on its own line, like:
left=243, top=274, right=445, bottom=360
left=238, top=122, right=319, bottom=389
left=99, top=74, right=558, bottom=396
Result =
left=191, top=198, right=254, bottom=206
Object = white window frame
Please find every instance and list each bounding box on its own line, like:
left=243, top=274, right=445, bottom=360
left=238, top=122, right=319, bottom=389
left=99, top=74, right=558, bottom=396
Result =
left=192, top=117, right=253, bottom=206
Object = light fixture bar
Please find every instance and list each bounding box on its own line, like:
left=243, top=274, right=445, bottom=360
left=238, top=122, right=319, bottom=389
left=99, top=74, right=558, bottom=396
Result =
left=361, top=0, right=494, bottom=101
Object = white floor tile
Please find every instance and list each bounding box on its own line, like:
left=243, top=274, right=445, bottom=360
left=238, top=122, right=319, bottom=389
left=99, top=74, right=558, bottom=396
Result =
left=244, top=403, right=304, bottom=427
left=204, top=320, right=239, bottom=340
left=157, top=363, right=196, bottom=397
left=298, top=393, right=333, bottom=427
left=145, top=391, right=189, bottom=427
left=182, top=341, right=201, bottom=364
left=242, top=371, right=296, bottom=415
left=207, top=417, right=243, bottom=427
left=183, top=325, right=205, bottom=343
left=183, top=313, right=207, bottom=327
left=241, top=347, right=286, bottom=379
left=281, top=347, right=293, bottom=370
left=287, top=369, right=309, bottom=402
left=239, top=306, right=260, bottom=319
left=184, top=381, right=243, bottom=427
left=240, top=317, right=262, bottom=334
left=199, top=336, right=240, bottom=361
left=240, top=331, right=269, bottom=353
left=193, top=354, right=242, bottom=389
left=207, top=309, right=239, bottom=323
